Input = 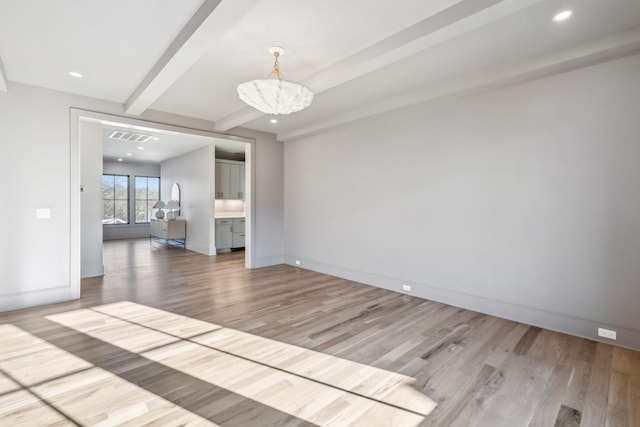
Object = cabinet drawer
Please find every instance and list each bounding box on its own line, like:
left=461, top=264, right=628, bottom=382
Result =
left=215, top=224, right=232, bottom=248
left=151, top=219, right=185, bottom=240
left=166, top=221, right=185, bottom=239
left=232, top=233, right=245, bottom=248
left=232, top=218, right=245, bottom=233
left=215, top=219, right=232, bottom=226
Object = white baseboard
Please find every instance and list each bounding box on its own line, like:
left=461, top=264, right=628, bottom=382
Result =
left=253, top=255, right=284, bottom=268
left=81, top=263, right=104, bottom=278
left=284, top=256, right=640, bottom=351
left=0, top=286, right=76, bottom=313
left=186, top=243, right=210, bottom=255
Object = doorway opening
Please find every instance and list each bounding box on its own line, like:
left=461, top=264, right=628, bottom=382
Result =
left=70, top=109, right=255, bottom=296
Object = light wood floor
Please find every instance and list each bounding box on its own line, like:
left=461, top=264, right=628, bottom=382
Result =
left=0, top=239, right=638, bottom=426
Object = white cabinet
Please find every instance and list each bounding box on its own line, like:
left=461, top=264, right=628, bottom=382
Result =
left=215, top=219, right=233, bottom=249
left=215, top=160, right=245, bottom=200
left=215, top=217, right=245, bottom=251
left=232, top=233, right=246, bottom=248
left=231, top=164, right=245, bottom=200
left=232, top=218, right=245, bottom=248
left=238, top=164, right=245, bottom=200
left=150, top=219, right=186, bottom=247
left=215, top=162, right=231, bottom=199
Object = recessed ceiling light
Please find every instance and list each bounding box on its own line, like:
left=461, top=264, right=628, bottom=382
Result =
left=69, top=71, right=83, bottom=78
left=126, top=153, right=132, bottom=156
left=117, top=158, right=123, bottom=162
left=137, top=146, right=144, bottom=150
left=152, top=137, right=159, bottom=141
left=553, top=10, right=573, bottom=22
left=270, top=118, right=278, bottom=124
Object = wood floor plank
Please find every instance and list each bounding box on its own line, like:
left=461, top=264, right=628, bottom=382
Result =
left=631, top=350, right=640, bottom=427
left=527, top=365, right=572, bottom=427
left=0, top=239, right=638, bottom=426
left=0, top=389, right=74, bottom=426
left=436, top=363, right=496, bottom=426
left=473, top=354, right=550, bottom=425
left=607, top=370, right=632, bottom=427
left=582, top=344, right=614, bottom=427
left=553, top=404, right=582, bottom=427
left=560, top=336, right=598, bottom=413
left=513, top=326, right=543, bottom=356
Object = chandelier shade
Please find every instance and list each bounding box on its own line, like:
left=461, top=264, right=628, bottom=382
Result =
left=238, top=78, right=313, bottom=115
left=237, top=46, right=313, bottom=115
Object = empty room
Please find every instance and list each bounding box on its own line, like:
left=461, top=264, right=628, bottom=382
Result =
left=0, top=1, right=639, bottom=426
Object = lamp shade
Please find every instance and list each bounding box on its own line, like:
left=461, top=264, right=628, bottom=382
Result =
left=152, top=200, right=165, bottom=219
left=237, top=79, right=313, bottom=115
left=165, top=200, right=180, bottom=210
left=237, top=46, right=313, bottom=115
left=165, top=200, right=180, bottom=220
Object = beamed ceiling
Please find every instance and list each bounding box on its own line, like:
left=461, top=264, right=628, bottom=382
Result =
left=1, top=0, right=640, bottom=141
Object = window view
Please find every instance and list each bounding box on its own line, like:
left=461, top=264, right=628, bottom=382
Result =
left=135, top=176, right=160, bottom=223
left=102, top=174, right=129, bottom=224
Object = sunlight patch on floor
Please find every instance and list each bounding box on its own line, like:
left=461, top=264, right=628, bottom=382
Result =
left=0, top=324, right=218, bottom=426
left=45, top=301, right=437, bottom=426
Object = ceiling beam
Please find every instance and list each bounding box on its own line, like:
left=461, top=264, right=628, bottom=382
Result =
left=211, top=107, right=264, bottom=133
left=125, top=0, right=259, bottom=116
left=0, top=57, right=7, bottom=92
left=214, top=0, right=546, bottom=132
left=279, top=26, right=640, bottom=142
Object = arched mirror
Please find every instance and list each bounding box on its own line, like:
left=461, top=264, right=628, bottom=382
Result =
left=166, top=183, right=180, bottom=219
left=171, top=183, right=180, bottom=208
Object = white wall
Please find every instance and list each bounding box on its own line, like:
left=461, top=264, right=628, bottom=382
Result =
left=0, top=83, right=75, bottom=310
left=103, top=160, right=161, bottom=241
left=0, top=81, right=285, bottom=312
left=229, top=128, right=284, bottom=267
left=284, top=53, right=640, bottom=350
left=80, top=121, right=104, bottom=277
left=161, top=146, right=214, bottom=255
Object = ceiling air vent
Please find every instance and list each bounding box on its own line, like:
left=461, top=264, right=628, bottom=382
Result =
left=109, top=130, right=153, bottom=143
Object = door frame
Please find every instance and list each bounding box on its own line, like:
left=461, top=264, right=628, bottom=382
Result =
left=70, top=108, right=255, bottom=298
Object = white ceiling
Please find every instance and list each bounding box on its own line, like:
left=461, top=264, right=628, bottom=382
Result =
left=98, top=120, right=245, bottom=164
left=2, top=0, right=640, bottom=142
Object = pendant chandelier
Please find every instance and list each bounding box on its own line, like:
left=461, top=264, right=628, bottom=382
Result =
left=237, top=46, right=313, bottom=115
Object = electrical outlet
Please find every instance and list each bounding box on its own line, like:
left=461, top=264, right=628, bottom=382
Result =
left=402, top=284, right=411, bottom=292
left=295, top=260, right=301, bottom=266
left=598, top=328, right=616, bottom=340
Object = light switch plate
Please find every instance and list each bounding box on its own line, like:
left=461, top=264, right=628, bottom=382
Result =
left=36, top=208, right=51, bottom=219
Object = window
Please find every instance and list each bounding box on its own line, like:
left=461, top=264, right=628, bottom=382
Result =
left=102, top=174, right=129, bottom=224
left=135, top=176, right=160, bottom=223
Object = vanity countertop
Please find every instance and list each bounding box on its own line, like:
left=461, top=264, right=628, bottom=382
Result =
left=215, top=212, right=245, bottom=219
